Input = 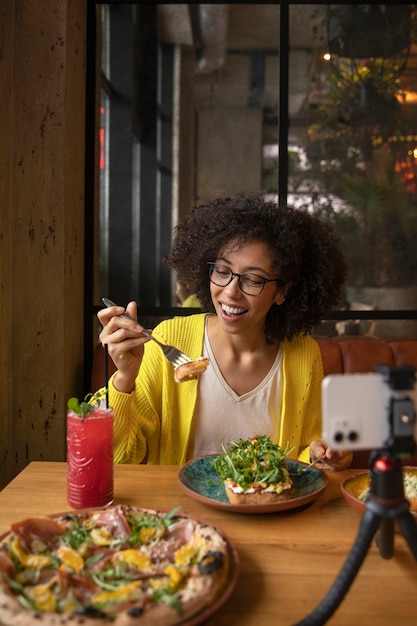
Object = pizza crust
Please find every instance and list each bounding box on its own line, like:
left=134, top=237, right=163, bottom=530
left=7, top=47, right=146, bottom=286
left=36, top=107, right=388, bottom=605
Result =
left=0, top=596, right=182, bottom=626
left=0, top=575, right=226, bottom=626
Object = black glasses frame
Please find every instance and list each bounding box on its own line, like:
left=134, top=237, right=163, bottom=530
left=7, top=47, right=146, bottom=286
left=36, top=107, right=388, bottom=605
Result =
left=208, top=262, right=284, bottom=296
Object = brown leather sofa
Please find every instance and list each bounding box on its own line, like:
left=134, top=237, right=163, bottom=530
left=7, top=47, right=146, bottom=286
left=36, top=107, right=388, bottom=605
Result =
left=315, top=334, right=417, bottom=377
left=91, top=334, right=417, bottom=468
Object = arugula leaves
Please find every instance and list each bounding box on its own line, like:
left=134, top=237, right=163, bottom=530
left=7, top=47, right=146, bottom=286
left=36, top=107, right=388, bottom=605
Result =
left=212, top=435, right=292, bottom=491
left=60, top=514, right=90, bottom=549
left=125, top=506, right=181, bottom=545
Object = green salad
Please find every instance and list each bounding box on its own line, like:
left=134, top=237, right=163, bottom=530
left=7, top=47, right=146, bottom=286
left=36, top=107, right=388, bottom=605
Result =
left=211, top=435, right=292, bottom=491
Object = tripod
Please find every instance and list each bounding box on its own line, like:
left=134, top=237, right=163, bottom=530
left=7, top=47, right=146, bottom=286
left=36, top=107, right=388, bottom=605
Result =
left=294, top=362, right=417, bottom=626
left=293, top=451, right=417, bottom=626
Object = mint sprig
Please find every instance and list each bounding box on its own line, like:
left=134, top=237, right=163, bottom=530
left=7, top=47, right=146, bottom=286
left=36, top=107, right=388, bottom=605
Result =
left=67, top=390, right=107, bottom=419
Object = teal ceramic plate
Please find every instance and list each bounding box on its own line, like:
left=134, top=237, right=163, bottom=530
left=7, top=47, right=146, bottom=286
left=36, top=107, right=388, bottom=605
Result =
left=178, top=456, right=328, bottom=514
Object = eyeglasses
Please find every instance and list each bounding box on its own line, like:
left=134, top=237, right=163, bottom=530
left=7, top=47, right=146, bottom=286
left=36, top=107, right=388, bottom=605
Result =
left=208, top=262, right=284, bottom=296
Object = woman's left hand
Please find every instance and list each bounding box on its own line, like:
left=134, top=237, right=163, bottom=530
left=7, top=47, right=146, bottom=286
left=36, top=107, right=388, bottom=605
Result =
left=310, top=440, right=353, bottom=471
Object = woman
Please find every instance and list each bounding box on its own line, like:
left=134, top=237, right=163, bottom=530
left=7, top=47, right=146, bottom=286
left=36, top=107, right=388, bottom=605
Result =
left=98, top=194, right=352, bottom=470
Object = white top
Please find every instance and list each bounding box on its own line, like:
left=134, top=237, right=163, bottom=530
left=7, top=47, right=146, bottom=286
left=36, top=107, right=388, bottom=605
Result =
left=190, top=328, right=283, bottom=457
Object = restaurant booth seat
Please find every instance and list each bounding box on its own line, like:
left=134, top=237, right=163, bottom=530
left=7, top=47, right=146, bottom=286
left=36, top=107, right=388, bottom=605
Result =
left=91, top=334, right=417, bottom=468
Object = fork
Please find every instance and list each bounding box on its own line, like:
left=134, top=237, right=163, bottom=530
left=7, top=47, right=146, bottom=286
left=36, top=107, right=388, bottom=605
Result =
left=301, top=454, right=327, bottom=472
left=289, top=454, right=326, bottom=476
left=102, top=298, right=192, bottom=368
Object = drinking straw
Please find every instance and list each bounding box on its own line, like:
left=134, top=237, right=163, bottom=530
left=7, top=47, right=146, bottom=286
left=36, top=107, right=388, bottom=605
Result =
left=104, top=343, right=109, bottom=408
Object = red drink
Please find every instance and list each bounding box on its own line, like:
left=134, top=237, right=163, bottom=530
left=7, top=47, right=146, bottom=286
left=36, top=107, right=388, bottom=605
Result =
left=67, top=406, right=114, bottom=508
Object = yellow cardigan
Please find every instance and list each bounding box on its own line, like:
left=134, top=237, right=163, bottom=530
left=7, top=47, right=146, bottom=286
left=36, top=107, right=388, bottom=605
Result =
left=109, top=314, right=323, bottom=465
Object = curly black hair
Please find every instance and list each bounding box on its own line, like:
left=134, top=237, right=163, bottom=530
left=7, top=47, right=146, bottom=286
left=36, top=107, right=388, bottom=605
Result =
left=164, top=194, right=347, bottom=341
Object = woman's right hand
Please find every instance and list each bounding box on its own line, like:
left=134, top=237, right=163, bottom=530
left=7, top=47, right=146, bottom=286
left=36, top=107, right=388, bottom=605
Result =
left=97, top=301, right=151, bottom=393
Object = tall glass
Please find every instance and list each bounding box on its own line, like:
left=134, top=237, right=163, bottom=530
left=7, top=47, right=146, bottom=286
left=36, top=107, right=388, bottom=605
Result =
left=67, top=405, right=114, bottom=509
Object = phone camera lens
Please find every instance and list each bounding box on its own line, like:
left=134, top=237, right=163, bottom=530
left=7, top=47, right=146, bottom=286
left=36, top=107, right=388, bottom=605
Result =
left=334, top=432, right=344, bottom=442
left=348, top=431, right=358, bottom=442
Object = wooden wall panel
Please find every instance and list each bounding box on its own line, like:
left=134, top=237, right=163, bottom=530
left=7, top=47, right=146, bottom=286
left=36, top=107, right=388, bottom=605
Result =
left=0, top=0, right=87, bottom=489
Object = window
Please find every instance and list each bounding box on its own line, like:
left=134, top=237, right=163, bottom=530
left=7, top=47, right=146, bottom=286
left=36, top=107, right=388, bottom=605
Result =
left=89, top=2, right=417, bottom=338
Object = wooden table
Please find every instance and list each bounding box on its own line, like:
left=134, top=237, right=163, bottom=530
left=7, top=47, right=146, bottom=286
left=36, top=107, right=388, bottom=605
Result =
left=0, top=462, right=416, bottom=626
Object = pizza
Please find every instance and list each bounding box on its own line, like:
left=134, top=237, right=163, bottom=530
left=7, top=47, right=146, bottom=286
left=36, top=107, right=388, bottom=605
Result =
left=404, top=471, right=417, bottom=511
left=0, top=505, right=232, bottom=626
left=358, top=469, right=417, bottom=513
left=211, top=436, right=293, bottom=505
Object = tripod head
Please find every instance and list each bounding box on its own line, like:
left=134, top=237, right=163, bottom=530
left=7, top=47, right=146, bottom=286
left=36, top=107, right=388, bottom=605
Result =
left=374, top=364, right=416, bottom=459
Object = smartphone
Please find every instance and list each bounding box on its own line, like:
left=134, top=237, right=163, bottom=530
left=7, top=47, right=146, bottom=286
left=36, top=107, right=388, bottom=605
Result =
left=322, top=372, right=416, bottom=450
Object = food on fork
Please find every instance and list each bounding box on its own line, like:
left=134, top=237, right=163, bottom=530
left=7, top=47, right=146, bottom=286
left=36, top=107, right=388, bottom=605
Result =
left=212, top=435, right=293, bottom=505
left=0, top=505, right=231, bottom=626
left=174, top=356, right=210, bottom=383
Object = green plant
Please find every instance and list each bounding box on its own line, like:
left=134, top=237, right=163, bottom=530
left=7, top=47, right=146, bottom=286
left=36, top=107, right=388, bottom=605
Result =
left=291, top=142, right=417, bottom=287
left=293, top=11, right=417, bottom=288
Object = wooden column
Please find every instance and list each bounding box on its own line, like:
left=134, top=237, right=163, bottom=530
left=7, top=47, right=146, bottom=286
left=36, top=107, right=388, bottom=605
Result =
left=0, top=0, right=87, bottom=488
